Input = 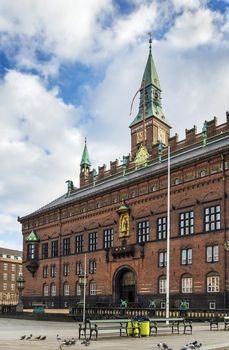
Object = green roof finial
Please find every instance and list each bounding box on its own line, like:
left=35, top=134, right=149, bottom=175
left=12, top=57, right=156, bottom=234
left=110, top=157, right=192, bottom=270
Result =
left=80, top=137, right=91, bottom=167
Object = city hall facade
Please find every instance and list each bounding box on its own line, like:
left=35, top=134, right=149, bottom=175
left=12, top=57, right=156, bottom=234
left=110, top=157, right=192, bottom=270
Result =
left=19, top=41, right=229, bottom=310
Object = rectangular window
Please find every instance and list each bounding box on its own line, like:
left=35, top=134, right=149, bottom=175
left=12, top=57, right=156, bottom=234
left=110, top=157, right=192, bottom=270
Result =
left=207, top=276, right=220, bottom=292
left=63, top=284, right=69, bottom=296
left=103, top=228, right=114, bottom=249
left=88, top=232, right=98, bottom=251
left=181, top=248, right=192, bottom=265
left=63, top=263, right=69, bottom=276
left=11, top=284, right=15, bottom=291
left=207, top=245, right=219, bottom=263
left=204, top=205, right=221, bottom=232
left=209, top=302, right=216, bottom=310
left=27, top=243, right=36, bottom=259
left=42, top=243, right=49, bottom=259
left=51, top=240, right=59, bottom=257
left=182, top=277, right=193, bottom=293
left=50, top=264, right=56, bottom=277
left=159, top=251, right=167, bottom=267
left=159, top=279, right=166, bottom=294
left=3, top=283, right=7, bottom=291
left=3, top=273, right=7, bottom=281
left=179, top=211, right=194, bottom=236
left=137, top=220, right=149, bottom=243
left=43, top=265, right=48, bottom=278
left=51, top=284, right=57, bottom=296
left=11, top=264, right=15, bottom=271
left=75, top=235, right=83, bottom=254
left=43, top=284, right=49, bottom=296
left=75, top=261, right=82, bottom=275
left=76, top=283, right=81, bottom=296
left=3, top=263, right=8, bottom=271
left=11, top=274, right=15, bottom=281
left=89, top=260, right=96, bottom=274
left=63, top=237, right=71, bottom=256
left=89, top=281, right=96, bottom=295
left=157, top=217, right=167, bottom=240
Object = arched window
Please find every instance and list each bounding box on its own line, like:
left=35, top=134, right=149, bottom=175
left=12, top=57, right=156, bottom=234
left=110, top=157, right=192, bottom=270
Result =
left=51, top=283, right=56, bottom=296
left=89, top=281, right=96, bottom=295
left=207, top=272, right=219, bottom=292
left=89, top=259, right=96, bottom=274
left=158, top=275, right=166, bottom=294
left=43, top=283, right=49, bottom=296
left=181, top=274, right=193, bottom=293
left=63, top=283, right=70, bottom=296
left=76, top=282, right=81, bottom=296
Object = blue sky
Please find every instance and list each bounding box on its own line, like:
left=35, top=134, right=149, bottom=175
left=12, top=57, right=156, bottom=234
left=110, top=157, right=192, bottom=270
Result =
left=0, top=0, right=229, bottom=250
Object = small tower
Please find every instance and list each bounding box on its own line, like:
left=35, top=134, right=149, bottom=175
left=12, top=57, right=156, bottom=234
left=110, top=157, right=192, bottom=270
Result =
left=130, top=36, right=171, bottom=159
left=80, top=138, right=91, bottom=187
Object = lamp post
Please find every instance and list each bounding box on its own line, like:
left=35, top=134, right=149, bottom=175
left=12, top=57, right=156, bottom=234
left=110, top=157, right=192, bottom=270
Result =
left=16, top=275, right=25, bottom=312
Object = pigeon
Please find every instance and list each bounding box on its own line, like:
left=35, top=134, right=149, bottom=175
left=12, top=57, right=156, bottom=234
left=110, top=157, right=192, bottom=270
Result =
left=57, top=334, right=62, bottom=341
left=158, top=343, right=169, bottom=349
left=35, top=335, right=41, bottom=340
left=188, top=344, right=196, bottom=350
left=180, top=346, right=189, bottom=350
left=81, top=338, right=90, bottom=346
left=40, top=335, right=46, bottom=340
left=26, top=334, right=32, bottom=340
left=20, top=335, right=26, bottom=340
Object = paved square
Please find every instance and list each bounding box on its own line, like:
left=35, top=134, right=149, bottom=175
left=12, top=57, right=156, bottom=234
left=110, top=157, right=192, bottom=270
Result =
left=0, top=318, right=229, bottom=350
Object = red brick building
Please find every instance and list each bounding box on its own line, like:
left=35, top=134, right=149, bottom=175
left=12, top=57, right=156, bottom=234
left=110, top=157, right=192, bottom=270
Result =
left=18, top=41, right=229, bottom=310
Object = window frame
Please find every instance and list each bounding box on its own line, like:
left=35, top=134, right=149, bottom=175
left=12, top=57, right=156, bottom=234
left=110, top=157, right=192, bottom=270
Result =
left=51, top=240, right=59, bottom=257
left=179, top=210, right=194, bottom=236
left=137, top=220, right=149, bottom=244
left=89, top=281, right=96, bottom=295
left=42, top=242, right=49, bottom=259
left=206, top=245, right=219, bottom=263
left=88, top=232, right=98, bottom=252
left=157, top=216, right=167, bottom=240
left=63, top=237, right=71, bottom=256
left=75, top=234, right=84, bottom=254
left=181, top=248, right=192, bottom=265
left=181, top=275, right=193, bottom=293
left=159, top=251, right=167, bottom=267
left=204, top=205, right=221, bottom=232
left=103, top=228, right=114, bottom=249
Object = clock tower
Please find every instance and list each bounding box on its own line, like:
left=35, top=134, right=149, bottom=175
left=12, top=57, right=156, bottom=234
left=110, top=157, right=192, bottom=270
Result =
left=130, top=38, right=171, bottom=159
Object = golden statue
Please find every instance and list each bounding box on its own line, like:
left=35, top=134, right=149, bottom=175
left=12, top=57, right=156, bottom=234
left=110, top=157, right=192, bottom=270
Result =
left=119, top=212, right=129, bottom=237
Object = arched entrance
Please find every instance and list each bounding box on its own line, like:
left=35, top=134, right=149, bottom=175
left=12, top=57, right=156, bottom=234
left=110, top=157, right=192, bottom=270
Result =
left=113, top=266, right=136, bottom=305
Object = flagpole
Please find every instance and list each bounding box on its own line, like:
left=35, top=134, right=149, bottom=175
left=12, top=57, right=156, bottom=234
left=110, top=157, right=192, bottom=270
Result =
left=83, top=253, right=87, bottom=324
left=166, top=145, right=170, bottom=322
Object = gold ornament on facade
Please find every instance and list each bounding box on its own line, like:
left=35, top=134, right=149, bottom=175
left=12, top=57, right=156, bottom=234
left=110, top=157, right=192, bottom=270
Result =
left=135, top=144, right=149, bottom=169
left=116, top=201, right=130, bottom=238
left=119, top=212, right=130, bottom=237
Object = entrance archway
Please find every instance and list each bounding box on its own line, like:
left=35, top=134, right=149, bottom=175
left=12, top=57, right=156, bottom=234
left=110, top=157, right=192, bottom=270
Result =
left=113, top=266, right=136, bottom=305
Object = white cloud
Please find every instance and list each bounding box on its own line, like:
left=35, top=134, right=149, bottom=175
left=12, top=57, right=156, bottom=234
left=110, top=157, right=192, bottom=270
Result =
left=0, top=70, right=84, bottom=242
left=166, top=8, right=221, bottom=49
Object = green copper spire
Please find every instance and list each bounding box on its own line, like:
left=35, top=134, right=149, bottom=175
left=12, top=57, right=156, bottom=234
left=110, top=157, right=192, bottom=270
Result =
left=130, top=37, right=170, bottom=128
left=80, top=138, right=91, bottom=167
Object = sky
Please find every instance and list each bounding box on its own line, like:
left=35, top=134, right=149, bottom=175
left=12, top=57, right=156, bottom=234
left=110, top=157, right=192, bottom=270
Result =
left=0, top=0, right=229, bottom=251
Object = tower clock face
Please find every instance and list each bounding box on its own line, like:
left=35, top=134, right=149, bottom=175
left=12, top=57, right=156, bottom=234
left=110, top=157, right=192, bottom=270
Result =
left=158, top=128, right=166, bottom=144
